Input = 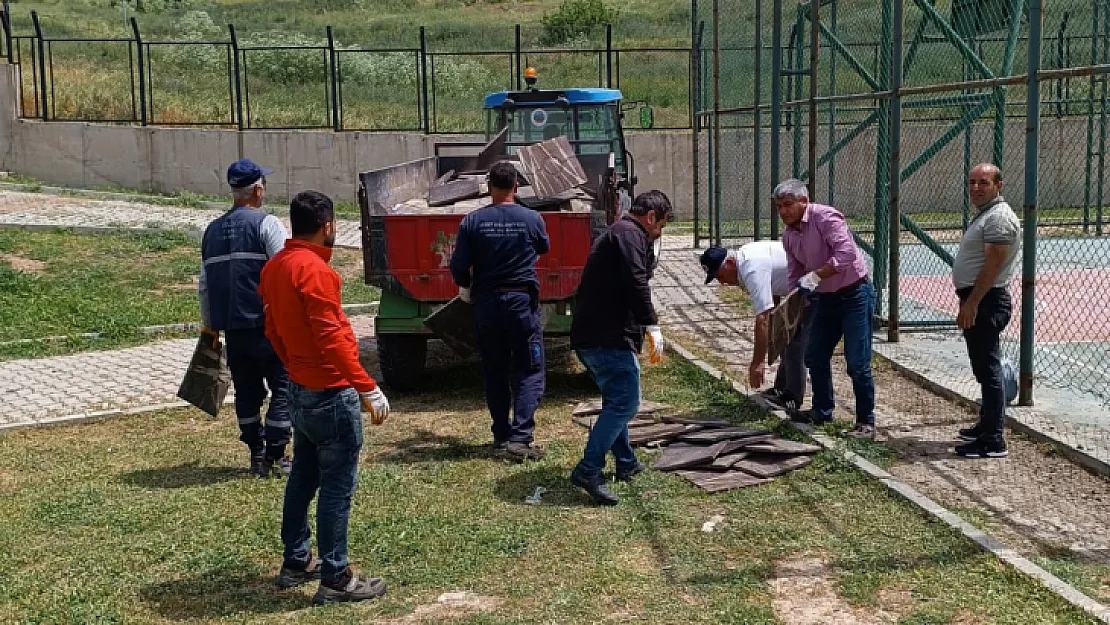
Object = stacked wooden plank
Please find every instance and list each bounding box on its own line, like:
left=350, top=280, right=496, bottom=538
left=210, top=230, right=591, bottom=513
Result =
left=570, top=400, right=822, bottom=493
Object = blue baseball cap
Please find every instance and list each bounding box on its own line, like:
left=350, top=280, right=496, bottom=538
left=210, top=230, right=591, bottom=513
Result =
left=700, top=247, right=728, bottom=284
left=227, top=158, right=273, bottom=188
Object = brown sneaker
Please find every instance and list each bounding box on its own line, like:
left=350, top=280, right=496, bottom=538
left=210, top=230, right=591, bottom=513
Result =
left=502, top=441, right=546, bottom=461
left=313, top=572, right=387, bottom=604
left=275, top=556, right=321, bottom=589
left=845, top=424, right=876, bottom=440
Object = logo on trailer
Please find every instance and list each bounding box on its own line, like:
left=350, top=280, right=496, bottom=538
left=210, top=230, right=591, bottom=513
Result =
left=431, top=231, right=457, bottom=268
left=531, top=108, right=548, bottom=127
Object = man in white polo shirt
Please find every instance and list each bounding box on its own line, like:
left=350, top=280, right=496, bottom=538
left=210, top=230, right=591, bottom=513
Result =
left=702, top=242, right=812, bottom=411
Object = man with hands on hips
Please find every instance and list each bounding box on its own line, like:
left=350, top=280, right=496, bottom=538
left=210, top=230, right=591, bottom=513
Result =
left=775, top=178, right=877, bottom=440
left=259, top=190, right=390, bottom=605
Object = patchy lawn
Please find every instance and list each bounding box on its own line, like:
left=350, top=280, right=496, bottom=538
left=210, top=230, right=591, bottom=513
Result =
left=0, top=229, right=377, bottom=360
left=0, top=347, right=1097, bottom=624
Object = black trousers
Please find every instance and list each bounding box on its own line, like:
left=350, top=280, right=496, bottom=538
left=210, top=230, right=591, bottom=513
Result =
left=957, top=287, right=1012, bottom=439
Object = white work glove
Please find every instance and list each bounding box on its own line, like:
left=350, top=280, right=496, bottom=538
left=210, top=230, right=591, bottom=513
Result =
left=797, top=271, right=822, bottom=293
left=458, top=287, right=471, bottom=303
left=645, top=325, right=665, bottom=363
left=359, top=388, right=390, bottom=425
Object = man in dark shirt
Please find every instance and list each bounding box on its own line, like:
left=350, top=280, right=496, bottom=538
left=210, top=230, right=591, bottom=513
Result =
left=569, top=190, right=673, bottom=505
left=450, top=160, right=551, bottom=461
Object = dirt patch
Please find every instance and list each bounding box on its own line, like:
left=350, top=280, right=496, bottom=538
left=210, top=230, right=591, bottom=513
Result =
left=769, top=555, right=904, bottom=625
left=379, top=591, right=500, bottom=624
left=0, top=253, right=46, bottom=275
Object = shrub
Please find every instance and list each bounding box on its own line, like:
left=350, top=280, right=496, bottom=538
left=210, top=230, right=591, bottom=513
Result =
left=541, top=0, right=618, bottom=45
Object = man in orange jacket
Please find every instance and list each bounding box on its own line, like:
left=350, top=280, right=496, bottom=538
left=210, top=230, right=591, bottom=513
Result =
left=259, top=190, right=390, bottom=605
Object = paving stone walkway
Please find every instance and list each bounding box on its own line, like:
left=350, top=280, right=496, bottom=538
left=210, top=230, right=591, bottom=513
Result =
left=0, top=316, right=376, bottom=429
left=652, top=234, right=1110, bottom=566
left=0, top=191, right=363, bottom=248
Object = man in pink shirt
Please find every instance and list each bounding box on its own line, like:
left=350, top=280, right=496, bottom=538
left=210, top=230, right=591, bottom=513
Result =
left=775, top=179, right=876, bottom=439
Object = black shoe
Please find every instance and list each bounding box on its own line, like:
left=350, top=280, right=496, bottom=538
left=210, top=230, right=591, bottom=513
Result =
left=503, top=441, right=547, bottom=462
left=314, top=571, right=387, bottom=604
left=261, top=456, right=292, bottom=478
left=275, top=556, right=322, bottom=589
left=955, top=437, right=1009, bottom=458
left=615, top=461, right=647, bottom=482
left=571, top=467, right=619, bottom=506
left=790, top=409, right=832, bottom=425
left=760, top=389, right=799, bottom=412
left=957, top=423, right=983, bottom=442
left=491, top=438, right=508, bottom=451
left=248, top=457, right=267, bottom=478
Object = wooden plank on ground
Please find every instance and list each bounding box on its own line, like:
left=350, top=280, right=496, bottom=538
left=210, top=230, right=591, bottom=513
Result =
left=628, top=423, right=690, bottom=446
left=733, top=454, right=813, bottom=479
left=717, top=435, right=777, bottom=455
left=427, top=177, right=482, bottom=207
left=710, top=452, right=749, bottom=470
left=741, top=439, right=823, bottom=455
left=674, top=470, right=772, bottom=493
left=572, top=399, right=671, bottom=417
left=651, top=441, right=730, bottom=471
left=677, top=427, right=773, bottom=444
left=517, top=136, right=587, bottom=198
left=659, top=415, right=731, bottom=427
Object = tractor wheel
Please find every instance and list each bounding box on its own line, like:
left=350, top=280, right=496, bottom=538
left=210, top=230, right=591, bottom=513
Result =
left=376, top=334, right=428, bottom=391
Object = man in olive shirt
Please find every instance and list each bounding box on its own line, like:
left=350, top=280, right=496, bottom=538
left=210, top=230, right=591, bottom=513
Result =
left=952, top=163, right=1022, bottom=458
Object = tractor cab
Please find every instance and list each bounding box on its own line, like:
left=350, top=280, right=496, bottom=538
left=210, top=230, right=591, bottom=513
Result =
left=483, top=69, right=636, bottom=188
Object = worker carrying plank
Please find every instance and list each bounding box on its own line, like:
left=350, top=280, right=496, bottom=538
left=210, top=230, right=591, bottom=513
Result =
left=450, top=160, right=551, bottom=462
left=701, top=241, right=812, bottom=413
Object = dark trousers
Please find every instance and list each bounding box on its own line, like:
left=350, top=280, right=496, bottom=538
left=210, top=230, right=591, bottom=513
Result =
left=773, top=304, right=813, bottom=403
left=574, top=347, right=641, bottom=479
left=958, top=287, right=1013, bottom=439
left=472, top=290, right=545, bottom=443
left=281, top=384, right=362, bottom=584
left=805, top=281, right=876, bottom=425
left=225, top=328, right=291, bottom=460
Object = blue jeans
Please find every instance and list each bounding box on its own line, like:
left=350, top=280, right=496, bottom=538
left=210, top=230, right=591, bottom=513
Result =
left=281, top=384, right=363, bottom=584
left=472, top=290, right=545, bottom=443
left=574, top=347, right=641, bottom=480
left=805, top=281, right=876, bottom=425
left=224, top=327, right=291, bottom=460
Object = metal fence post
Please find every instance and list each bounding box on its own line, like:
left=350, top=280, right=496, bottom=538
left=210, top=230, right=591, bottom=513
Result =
left=2, top=0, right=11, bottom=64
left=712, top=0, right=722, bottom=246
left=806, top=0, right=819, bottom=200
left=753, top=0, right=763, bottom=241
left=327, top=26, right=340, bottom=132
left=888, top=0, right=904, bottom=342
left=31, top=11, right=46, bottom=121
left=420, top=26, right=430, bottom=134
left=1019, top=0, right=1043, bottom=406
left=130, top=18, right=146, bottom=126
left=692, top=14, right=702, bottom=248
left=515, top=24, right=522, bottom=90
left=229, top=24, right=244, bottom=131
left=770, top=0, right=783, bottom=240
left=606, top=23, right=613, bottom=88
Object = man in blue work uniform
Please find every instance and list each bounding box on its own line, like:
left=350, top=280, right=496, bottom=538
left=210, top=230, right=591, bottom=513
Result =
left=198, top=158, right=292, bottom=478
left=450, top=160, right=551, bottom=462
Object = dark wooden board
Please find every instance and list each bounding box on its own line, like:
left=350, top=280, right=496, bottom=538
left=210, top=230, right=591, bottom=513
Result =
left=652, top=441, right=730, bottom=471
left=658, top=415, right=731, bottom=427
left=733, top=454, right=813, bottom=479
left=628, top=423, right=691, bottom=446
left=741, top=439, right=823, bottom=455
left=475, top=126, right=508, bottom=172
left=572, top=399, right=671, bottom=416
left=677, top=427, right=774, bottom=444
left=427, top=177, right=482, bottom=207
left=710, top=452, right=749, bottom=470
left=768, top=288, right=807, bottom=365
left=517, top=136, right=587, bottom=198
left=718, top=435, right=777, bottom=455
left=422, top=297, right=477, bottom=356
left=674, top=470, right=772, bottom=493
left=431, top=169, right=457, bottom=187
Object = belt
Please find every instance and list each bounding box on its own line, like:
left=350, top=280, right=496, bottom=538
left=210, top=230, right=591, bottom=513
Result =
left=825, top=277, right=867, bottom=296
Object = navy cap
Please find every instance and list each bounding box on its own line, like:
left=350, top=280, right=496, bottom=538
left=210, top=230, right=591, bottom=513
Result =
left=227, top=158, right=273, bottom=188
left=700, top=247, right=728, bottom=284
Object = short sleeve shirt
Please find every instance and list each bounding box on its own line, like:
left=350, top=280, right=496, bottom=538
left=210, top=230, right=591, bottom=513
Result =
left=952, top=196, right=1022, bottom=289
left=736, top=241, right=791, bottom=315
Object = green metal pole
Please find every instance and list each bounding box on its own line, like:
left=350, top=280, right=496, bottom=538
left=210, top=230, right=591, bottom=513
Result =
left=993, top=0, right=1027, bottom=167
left=963, top=50, right=972, bottom=231
left=754, top=0, right=764, bottom=241
left=713, top=0, right=722, bottom=246
left=807, top=0, right=820, bottom=200
left=771, top=0, right=783, bottom=240
left=913, top=0, right=995, bottom=78
left=692, top=15, right=702, bottom=247
left=1099, top=0, right=1108, bottom=236
left=873, top=0, right=893, bottom=317
left=1019, top=0, right=1042, bottom=406
left=828, top=0, right=837, bottom=206
left=1084, top=4, right=1096, bottom=235
left=793, top=7, right=804, bottom=178
left=889, top=0, right=903, bottom=341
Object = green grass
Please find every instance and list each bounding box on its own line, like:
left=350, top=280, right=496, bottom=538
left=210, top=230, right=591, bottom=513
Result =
left=0, top=352, right=1099, bottom=623
left=0, top=229, right=378, bottom=360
